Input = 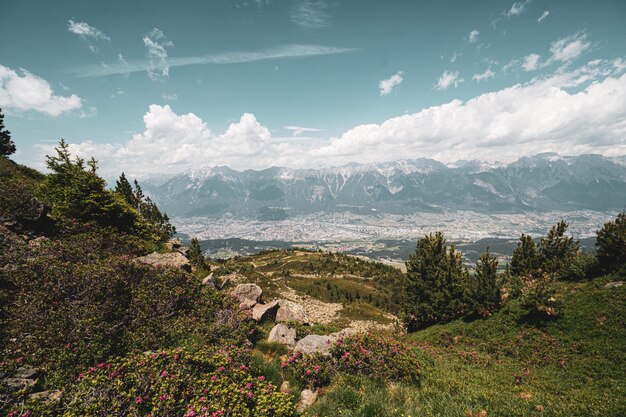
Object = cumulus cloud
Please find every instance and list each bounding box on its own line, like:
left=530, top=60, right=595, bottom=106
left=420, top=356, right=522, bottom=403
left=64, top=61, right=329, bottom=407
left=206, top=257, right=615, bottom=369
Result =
left=522, top=53, right=541, bottom=71
left=468, top=30, right=479, bottom=44
left=550, top=32, right=591, bottom=63
left=143, top=28, right=173, bottom=81
left=284, top=125, right=324, bottom=137
left=472, top=68, right=495, bottom=82
left=59, top=59, right=626, bottom=177
left=290, top=0, right=330, bottom=28
left=435, top=70, right=463, bottom=90
left=538, top=10, right=550, bottom=22
left=0, top=65, right=82, bottom=116
left=67, top=20, right=110, bottom=53
left=379, top=71, right=404, bottom=96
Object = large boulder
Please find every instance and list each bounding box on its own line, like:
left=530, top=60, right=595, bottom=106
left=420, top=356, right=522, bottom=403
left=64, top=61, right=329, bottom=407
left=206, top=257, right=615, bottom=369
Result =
left=295, top=334, right=333, bottom=356
left=252, top=300, right=280, bottom=321
left=267, top=323, right=296, bottom=347
left=135, top=252, right=191, bottom=272
left=164, top=238, right=182, bottom=251
left=276, top=300, right=308, bottom=323
left=201, top=273, right=217, bottom=288
left=231, top=283, right=263, bottom=307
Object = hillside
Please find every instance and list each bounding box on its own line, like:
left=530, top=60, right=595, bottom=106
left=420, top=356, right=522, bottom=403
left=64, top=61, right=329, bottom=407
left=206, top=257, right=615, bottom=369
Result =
left=1, top=148, right=625, bottom=416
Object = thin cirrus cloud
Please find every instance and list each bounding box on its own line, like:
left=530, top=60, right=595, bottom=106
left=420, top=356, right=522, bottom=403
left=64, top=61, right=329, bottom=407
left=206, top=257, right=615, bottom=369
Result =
left=67, top=19, right=110, bottom=53
left=290, top=0, right=330, bottom=28
left=143, top=28, right=173, bottom=81
left=58, top=58, right=626, bottom=178
left=379, top=71, right=404, bottom=96
left=491, top=0, right=531, bottom=27
left=468, top=30, right=479, bottom=44
left=435, top=70, right=463, bottom=90
left=472, top=68, right=495, bottom=82
left=284, top=125, right=324, bottom=137
left=67, top=44, right=360, bottom=78
left=538, top=10, right=550, bottom=22
left=522, top=53, right=541, bottom=71
left=0, top=64, right=82, bottom=116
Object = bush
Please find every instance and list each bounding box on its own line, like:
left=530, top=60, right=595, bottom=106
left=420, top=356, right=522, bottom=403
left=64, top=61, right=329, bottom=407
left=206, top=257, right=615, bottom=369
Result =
left=596, top=212, right=626, bottom=274
left=2, top=234, right=255, bottom=386
left=23, top=347, right=295, bottom=417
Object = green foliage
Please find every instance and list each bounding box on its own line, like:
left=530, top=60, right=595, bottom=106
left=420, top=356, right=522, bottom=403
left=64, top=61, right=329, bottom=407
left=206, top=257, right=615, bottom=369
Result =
left=189, top=237, right=209, bottom=270
left=596, top=212, right=626, bottom=274
left=510, top=234, right=539, bottom=277
left=1, top=232, right=254, bottom=386
left=538, top=220, right=579, bottom=275
left=519, top=272, right=562, bottom=319
left=20, top=347, right=295, bottom=417
left=0, top=108, right=16, bottom=157
left=470, top=249, right=501, bottom=317
left=402, top=232, right=470, bottom=330
left=0, top=157, right=45, bottom=223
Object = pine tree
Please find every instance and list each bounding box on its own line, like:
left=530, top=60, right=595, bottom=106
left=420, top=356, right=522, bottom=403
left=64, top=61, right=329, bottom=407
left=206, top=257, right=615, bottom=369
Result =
left=538, top=220, right=579, bottom=274
left=470, top=249, right=501, bottom=316
left=115, top=173, right=136, bottom=207
left=188, top=237, right=208, bottom=270
left=596, top=212, right=626, bottom=273
left=0, top=109, right=16, bottom=157
left=402, top=231, right=470, bottom=330
left=510, top=234, right=539, bottom=277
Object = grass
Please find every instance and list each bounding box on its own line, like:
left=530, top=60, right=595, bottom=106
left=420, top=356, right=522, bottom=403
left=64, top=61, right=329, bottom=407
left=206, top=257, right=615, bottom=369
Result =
left=302, top=273, right=626, bottom=417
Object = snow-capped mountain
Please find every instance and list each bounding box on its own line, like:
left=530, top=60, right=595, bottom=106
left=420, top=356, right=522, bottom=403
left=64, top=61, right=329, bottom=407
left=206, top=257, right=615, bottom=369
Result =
left=142, top=154, right=626, bottom=219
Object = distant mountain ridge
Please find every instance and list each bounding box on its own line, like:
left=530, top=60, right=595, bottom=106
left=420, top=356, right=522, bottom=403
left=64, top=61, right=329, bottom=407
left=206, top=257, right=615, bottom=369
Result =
left=142, top=153, right=626, bottom=219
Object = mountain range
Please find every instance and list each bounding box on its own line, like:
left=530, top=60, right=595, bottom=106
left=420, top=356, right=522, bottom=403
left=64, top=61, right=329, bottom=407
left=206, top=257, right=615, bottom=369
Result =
left=142, top=153, right=626, bottom=219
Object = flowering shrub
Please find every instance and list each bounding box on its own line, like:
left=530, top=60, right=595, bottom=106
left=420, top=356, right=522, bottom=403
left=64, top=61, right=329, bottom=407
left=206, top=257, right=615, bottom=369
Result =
left=62, top=347, right=295, bottom=417
left=331, top=334, right=423, bottom=383
left=280, top=334, right=424, bottom=388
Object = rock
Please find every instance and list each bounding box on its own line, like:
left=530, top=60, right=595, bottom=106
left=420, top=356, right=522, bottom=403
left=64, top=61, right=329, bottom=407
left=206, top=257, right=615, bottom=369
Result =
left=329, top=328, right=356, bottom=341
left=276, top=300, right=309, bottom=324
left=4, top=377, right=38, bottom=391
left=164, top=238, right=182, bottom=251
left=268, top=323, right=296, bottom=347
left=252, top=300, right=280, bottom=321
left=605, top=281, right=623, bottom=288
left=135, top=252, right=191, bottom=272
left=13, top=366, right=41, bottom=380
left=297, top=389, right=318, bottom=412
left=219, top=276, right=231, bottom=289
left=28, top=390, right=62, bottom=404
left=202, top=273, right=216, bottom=288
left=28, top=236, right=49, bottom=248
left=295, top=334, right=333, bottom=356
left=280, top=381, right=291, bottom=394
left=231, top=283, right=263, bottom=307
left=176, top=246, right=190, bottom=257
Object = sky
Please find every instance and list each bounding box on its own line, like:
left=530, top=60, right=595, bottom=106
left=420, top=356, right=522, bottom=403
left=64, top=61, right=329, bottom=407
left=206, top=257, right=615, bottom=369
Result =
left=1, top=0, right=625, bottom=178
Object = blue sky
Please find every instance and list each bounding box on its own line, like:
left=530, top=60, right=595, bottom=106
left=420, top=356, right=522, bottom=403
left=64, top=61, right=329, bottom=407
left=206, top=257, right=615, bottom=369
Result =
left=1, top=0, right=625, bottom=177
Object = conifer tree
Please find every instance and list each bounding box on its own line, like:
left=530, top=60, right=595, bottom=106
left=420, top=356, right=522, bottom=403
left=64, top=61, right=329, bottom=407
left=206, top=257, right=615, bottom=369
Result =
left=596, top=212, right=626, bottom=273
left=471, top=249, right=501, bottom=316
left=510, top=234, right=539, bottom=277
left=115, top=173, right=136, bottom=207
left=538, top=220, right=579, bottom=274
left=0, top=109, right=16, bottom=157
left=402, top=231, right=470, bottom=330
left=188, top=237, right=208, bottom=270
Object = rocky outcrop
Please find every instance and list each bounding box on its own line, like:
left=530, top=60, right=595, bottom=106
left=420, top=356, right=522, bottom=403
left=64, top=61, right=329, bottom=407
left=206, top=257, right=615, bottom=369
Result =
left=297, top=389, right=318, bottom=411
left=135, top=252, right=191, bottom=272
left=3, top=366, right=41, bottom=391
left=231, top=283, right=263, bottom=307
left=294, top=334, right=333, bottom=356
left=276, top=300, right=309, bottom=323
left=252, top=300, right=280, bottom=321
left=268, top=323, right=296, bottom=347
left=202, top=273, right=217, bottom=288
left=605, top=281, right=623, bottom=288
left=164, top=237, right=182, bottom=251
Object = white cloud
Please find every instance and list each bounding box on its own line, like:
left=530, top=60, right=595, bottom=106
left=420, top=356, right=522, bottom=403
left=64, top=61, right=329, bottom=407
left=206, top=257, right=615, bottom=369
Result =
left=284, top=125, right=324, bottom=137
left=472, top=68, right=495, bottom=82
left=435, top=70, right=463, bottom=90
left=143, top=28, right=173, bottom=81
left=58, top=59, right=626, bottom=177
left=550, top=32, right=591, bottom=63
left=68, top=44, right=359, bottom=77
left=0, top=65, right=82, bottom=116
left=522, top=53, right=541, bottom=71
left=449, top=52, right=461, bottom=63
left=110, top=88, right=126, bottom=98
left=468, top=30, right=479, bottom=44
left=506, top=0, right=531, bottom=17
left=538, top=10, right=550, bottom=22
left=67, top=20, right=110, bottom=40
left=290, top=0, right=330, bottom=29
left=162, top=93, right=178, bottom=101
left=67, top=20, right=110, bottom=53
left=379, top=71, right=404, bottom=96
